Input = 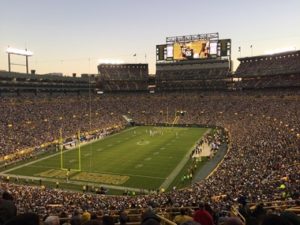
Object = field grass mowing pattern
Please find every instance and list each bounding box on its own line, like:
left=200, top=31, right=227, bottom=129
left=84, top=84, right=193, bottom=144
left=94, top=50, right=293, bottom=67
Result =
left=7, top=126, right=208, bottom=190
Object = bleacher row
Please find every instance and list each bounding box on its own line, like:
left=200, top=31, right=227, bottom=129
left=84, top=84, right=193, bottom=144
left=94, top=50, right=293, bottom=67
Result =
left=232, top=74, right=300, bottom=90
left=97, top=50, right=300, bottom=92
left=0, top=71, right=96, bottom=93
left=155, top=68, right=229, bottom=81
left=98, top=80, right=148, bottom=92
left=98, top=66, right=148, bottom=81
left=235, top=51, right=300, bottom=77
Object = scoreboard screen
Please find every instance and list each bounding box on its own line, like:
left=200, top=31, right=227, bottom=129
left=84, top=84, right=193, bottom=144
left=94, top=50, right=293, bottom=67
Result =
left=156, top=33, right=231, bottom=62
left=173, top=40, right=209, bottom=60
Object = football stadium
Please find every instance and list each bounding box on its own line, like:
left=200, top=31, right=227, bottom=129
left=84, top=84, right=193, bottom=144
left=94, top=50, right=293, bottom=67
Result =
left=0, top=1, right=300, bottom=225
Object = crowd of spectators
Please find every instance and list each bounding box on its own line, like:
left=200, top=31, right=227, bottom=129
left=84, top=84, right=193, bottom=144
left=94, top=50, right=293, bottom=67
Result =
left=98, top=80, right=148, bottom=92
left=232, top=75, right=300, bottom=90
left=0, top=89, right=299, bottom=223
left=0, top=93, right=125, bottom=158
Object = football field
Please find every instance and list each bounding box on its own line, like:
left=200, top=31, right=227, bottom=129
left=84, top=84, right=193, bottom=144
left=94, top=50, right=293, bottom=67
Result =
left=3, top=126, right=208, bottom=191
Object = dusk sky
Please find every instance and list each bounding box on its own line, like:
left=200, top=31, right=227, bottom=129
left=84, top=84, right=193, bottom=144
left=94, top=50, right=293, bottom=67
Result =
left=0, top=0, right=300, bottom=75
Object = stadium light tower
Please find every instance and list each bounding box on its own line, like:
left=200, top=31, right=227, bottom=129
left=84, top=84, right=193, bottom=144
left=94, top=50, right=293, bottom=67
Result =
left=6, top=47, right=33, bottom=74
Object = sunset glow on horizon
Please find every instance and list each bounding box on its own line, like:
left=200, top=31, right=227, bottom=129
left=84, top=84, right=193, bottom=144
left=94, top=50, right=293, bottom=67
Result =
left=0, top=0, right=299, bottom=75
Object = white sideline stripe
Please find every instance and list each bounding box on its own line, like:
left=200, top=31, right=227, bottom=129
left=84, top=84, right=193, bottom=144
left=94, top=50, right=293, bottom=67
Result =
left=2, top=173, right=148, bottom=193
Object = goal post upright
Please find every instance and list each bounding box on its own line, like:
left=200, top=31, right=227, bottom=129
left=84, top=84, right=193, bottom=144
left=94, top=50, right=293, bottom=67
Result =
left=59, top=129, right=82, bottom=172
left=78, top=130, right=82, bottom=171
left=59, top=128, right=63, bottom=170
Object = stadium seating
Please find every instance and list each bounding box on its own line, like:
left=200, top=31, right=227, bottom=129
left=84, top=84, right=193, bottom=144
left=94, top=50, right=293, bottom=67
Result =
left=0, top=51, right=299, bottom=224
left=229, top=51, right=300, bottom=90
left=235, top=50, right=300, bottom=77
left=155, top=59, right=230, bottom=91
left=97, top=64, right=149, bottom=91
left=0, top=89, right=299, bottom=220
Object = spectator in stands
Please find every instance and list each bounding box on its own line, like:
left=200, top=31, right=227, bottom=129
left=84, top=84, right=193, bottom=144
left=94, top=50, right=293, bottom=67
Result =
left=0, top=89, right=299, bottom=218
left=119, top=210, right=129, bottom=225
left=102, top=215, right=115, bottom=225
left=260, top=214, right=291, bottom=225
left=59, top=211, right=71, bottom=225
left=70, top=209, right=81, bottom=225
left=141, top=209, right=161, bottom=225
left=44, top=215, right=60, bottom=225
left=174, top=208, right=193, bottom=225
left=82, top=211, right=91, bottom=224
left=193, top=202, right=214, bottom=225
left=0, top=191, right=17, bottom=224
left=4, top=213, right=39, bottom=225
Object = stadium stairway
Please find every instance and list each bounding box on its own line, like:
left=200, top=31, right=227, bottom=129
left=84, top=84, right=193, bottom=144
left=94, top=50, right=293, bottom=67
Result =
left=172, top=116, right=180, bottom=126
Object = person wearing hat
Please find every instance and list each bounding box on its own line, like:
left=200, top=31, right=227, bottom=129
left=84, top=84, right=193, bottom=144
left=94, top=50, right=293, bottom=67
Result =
left=193, top=202, right=214, bottom=225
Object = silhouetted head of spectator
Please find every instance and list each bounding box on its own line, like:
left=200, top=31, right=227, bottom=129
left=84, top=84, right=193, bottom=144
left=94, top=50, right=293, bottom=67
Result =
left=237, top=195, right=247, bottom=206
left=119, top=210, right=129, bottom=225
left=141, top=209, right=161, bottom=225
left=2, top=191, right=13, bottom=201
left=198, top=202, right=205, bottom=209
left=0, top=196, right=17, bottom=224
left=180, top=208, right=187, bottom=215
left=102, top=215, right=114, bottom=225
left=223, top=217, right=243, bottom=225
left=4, top=212, right=39, bottom=225
left=280, top=211, right=300, bottom=225
left=59, top=211, right=69, bottom=225
left=260, top=214, right=291, bottom=225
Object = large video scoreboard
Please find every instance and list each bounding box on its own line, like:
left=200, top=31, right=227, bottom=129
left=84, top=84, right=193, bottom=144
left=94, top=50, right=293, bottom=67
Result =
left=156, top=33, right=231, bottom=62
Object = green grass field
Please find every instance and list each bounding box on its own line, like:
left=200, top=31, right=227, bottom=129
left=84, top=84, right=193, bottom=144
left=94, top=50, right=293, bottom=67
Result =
left=3, top=126, right=208, bottom=191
